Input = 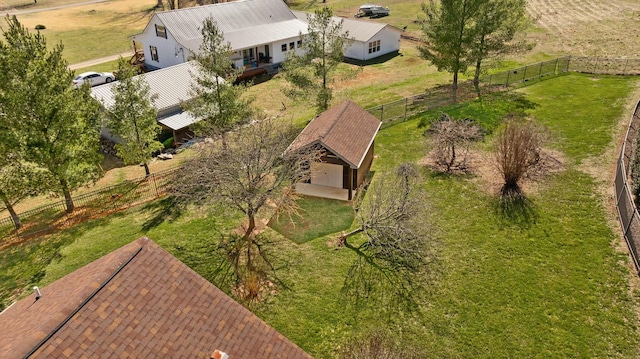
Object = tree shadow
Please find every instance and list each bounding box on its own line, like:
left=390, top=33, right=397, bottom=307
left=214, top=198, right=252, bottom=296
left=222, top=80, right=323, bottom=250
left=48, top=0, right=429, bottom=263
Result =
left=493, top=187, right=538, bottom=229
left=343, top=51, right=401, bottom=66
left=141, top=196, right=183, bottom=231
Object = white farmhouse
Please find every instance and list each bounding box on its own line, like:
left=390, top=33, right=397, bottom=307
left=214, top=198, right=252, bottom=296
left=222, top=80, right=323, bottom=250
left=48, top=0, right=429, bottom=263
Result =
left=132, top=0, right=401, bottom=71
left=293, top=10, right=402, bottom=62
left=132, top=0, right=308, bottom=71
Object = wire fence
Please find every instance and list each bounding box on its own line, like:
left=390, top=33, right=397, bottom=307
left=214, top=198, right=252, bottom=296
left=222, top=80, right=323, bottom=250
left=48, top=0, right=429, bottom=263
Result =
left=367, top=56, right=640, bottom=126
left=0, top=167, right=178, bottom=246
left=614, top=100, right=640, bottom=275
left=3, top=55, right=640, bottom=245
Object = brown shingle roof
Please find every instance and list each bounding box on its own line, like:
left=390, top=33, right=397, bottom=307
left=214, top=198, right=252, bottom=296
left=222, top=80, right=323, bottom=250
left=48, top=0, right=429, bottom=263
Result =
left=0, top=237, right=312, bottom=359
left=288, top=100, right=381, bottom=168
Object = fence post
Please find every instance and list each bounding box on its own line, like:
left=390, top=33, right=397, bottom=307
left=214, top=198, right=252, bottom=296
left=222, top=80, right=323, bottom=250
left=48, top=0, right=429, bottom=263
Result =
left=522, top=65, right=527, bottom=83
left=539, top=61, right=543, bottom=78
left=592, top=57, right=598, bottom=73
left=623, top=59, right=629, bottom=76
left=565, top=56, right=571, bottom=73
left=380, top=105, right=384, bottom=122
left=488, top=74, right=492, bottom=88
left=405, top=97, right=408, bottom=121
left=153, top=173, right=159, bottom=197
left=506, top=70, right=510, bottom=87
left=554, top=58, right=559, bottom=74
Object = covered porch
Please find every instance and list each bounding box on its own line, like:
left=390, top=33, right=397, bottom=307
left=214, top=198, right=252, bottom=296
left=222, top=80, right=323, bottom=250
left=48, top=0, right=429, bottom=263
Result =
left=231, top=44, right=273, bottom=69
left=295, top=183, right=350, bottom=201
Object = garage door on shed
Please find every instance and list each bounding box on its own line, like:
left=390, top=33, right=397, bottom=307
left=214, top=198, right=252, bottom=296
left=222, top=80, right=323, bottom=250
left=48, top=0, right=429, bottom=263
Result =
left=311, top=162, right=343, bottom=188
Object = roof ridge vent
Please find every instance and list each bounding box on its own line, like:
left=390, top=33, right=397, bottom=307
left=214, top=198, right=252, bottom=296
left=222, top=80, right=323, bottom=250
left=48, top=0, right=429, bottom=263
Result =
left=33, top=286, right=42, bottom=301
left=211, top=350, right=229, bottom=359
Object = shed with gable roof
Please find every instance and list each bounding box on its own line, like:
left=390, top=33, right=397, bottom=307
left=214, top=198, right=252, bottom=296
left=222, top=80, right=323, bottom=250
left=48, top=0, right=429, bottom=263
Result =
left=288, top=100, right=381, bottom=201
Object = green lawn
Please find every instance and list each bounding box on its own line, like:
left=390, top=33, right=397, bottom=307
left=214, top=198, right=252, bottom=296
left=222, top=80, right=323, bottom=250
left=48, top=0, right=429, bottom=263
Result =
left=1, top=74, right=639, bottom=358
left=269, top=197, right=355, bottom=244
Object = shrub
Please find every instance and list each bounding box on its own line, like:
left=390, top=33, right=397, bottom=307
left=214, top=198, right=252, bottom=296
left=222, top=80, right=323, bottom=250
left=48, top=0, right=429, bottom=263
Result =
left=426, top=112, right=483, bottom=172
left=494, top=119, right=545, bottom=197
left=35, top=24, right=46, bottom=30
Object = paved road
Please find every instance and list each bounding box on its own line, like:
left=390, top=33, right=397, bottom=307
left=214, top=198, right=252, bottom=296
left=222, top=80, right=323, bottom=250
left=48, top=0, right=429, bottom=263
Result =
left=5, top=0, right=108, bottom=15
left=69, top=51, right=132, bottom=70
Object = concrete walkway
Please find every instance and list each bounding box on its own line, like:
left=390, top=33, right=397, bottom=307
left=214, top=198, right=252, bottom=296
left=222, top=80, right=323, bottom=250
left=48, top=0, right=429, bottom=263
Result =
left=68, top=51, right=132, bottom=70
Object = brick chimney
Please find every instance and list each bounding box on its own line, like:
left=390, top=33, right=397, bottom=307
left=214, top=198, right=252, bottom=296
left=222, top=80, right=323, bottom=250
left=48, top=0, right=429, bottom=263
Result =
left=211, top=350, right=229, bottom=359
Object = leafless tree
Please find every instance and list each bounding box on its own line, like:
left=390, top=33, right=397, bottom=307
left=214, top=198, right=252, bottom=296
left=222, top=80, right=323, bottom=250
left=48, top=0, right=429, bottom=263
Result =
left=341, top=330, right=423, bottom=359
left=427, top=113, right=483, bottom=172
left=494, top=119, right=544, bottom=197
left=339, top=163, right=433, bottom=306
left=173, top=117, right=320, bottom=300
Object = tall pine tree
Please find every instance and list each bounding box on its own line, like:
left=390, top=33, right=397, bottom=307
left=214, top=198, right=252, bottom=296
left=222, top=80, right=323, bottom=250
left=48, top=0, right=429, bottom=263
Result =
left=1, top=16, right=102, bottom=213
left=107, top=58, right=163, bottom=176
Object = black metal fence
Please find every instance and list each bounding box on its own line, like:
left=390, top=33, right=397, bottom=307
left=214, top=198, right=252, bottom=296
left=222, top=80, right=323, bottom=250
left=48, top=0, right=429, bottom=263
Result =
left=614, top=101, right=640, bottom=275
left=367, top=56, right=640, bottom=126
left=0, top=167, right=178, bottom=245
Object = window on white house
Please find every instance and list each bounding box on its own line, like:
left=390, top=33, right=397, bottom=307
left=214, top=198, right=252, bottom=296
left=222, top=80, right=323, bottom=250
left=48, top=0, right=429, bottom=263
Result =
left=155, top=25, right=167, bottom=39
left=289, top=42, right=295, bottom=50
left=297, top=40, right=302, bottom=48
left=150, top=46, right=159, bottom=62
left=368, top=40, right=381, bottom=54
left=281, top=44, right=287, bottom=52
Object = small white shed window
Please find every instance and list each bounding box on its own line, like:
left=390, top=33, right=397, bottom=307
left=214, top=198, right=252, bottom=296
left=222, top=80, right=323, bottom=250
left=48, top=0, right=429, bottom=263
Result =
left=368, top=40, right=381, bottom=54
left=281, top=43, right=287, bottom=52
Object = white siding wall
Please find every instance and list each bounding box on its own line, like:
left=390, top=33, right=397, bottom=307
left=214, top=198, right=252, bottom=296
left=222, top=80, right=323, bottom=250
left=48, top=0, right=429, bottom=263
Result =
left=133, top=18, right=191, bottom=70
left=272, top=36, right=304, bottom=64
left=344, top=40, right=366, bottom=61
left=362, top=28, right=401, bottom=61
left=135, top=18, right=303, bottom=69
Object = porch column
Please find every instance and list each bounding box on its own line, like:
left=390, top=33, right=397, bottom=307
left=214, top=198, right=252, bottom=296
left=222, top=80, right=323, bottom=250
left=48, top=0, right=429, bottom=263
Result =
left=348, top=167, right=353, bottom=200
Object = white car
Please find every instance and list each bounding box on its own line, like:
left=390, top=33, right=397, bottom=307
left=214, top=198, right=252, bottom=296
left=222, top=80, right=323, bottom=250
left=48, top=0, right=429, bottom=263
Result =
left=73, top=71, right=115, bottom=88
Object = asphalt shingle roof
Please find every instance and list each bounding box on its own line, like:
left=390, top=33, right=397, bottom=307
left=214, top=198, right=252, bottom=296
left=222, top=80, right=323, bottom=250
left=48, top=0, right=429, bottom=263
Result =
left=288, top=100, right=381, bottom=168
left=0, top=237, right=313, bottom=359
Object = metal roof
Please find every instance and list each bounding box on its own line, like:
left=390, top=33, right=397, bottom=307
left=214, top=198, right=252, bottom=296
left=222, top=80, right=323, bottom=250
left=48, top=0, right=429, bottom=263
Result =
left=91, top=62, right=200, bottom=113
left=157, top=111, right=199, bottom=130
left=225, top=19, right=308, bottom=49
left=292, top=10, right=399, bottom=42
left=155, top=0, right=307, bottom=51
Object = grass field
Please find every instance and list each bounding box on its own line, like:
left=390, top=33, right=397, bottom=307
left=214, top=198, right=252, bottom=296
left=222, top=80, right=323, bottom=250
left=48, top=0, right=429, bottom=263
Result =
left=2, top=73, right=639, bottom=358
left=3, top=0, right=157, bottom=64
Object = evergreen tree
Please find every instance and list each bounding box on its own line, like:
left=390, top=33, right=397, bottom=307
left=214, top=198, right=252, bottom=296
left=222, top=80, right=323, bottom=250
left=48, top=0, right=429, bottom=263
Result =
left=282, top=7, right=352, bottom=113
left=419, top=0, right=483, bottom=101
left=1, top=16, right=102, bottom=213
left=469, top=0, right=531, bottom=91
left=185, top=16, right=253, bottom=136
left=107, top=58, right=163, bottom=176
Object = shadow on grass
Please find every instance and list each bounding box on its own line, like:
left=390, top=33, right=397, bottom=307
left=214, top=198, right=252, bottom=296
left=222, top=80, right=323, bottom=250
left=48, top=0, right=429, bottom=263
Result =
left=141, top=196, right=182, bottom=231
left=493, top=188, right=538, bottom=228
left=344, top=51, right=401, bottom=66
left=0, top=209, right=131, bottom=310
left=269, top=197, right=354, bottom=244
